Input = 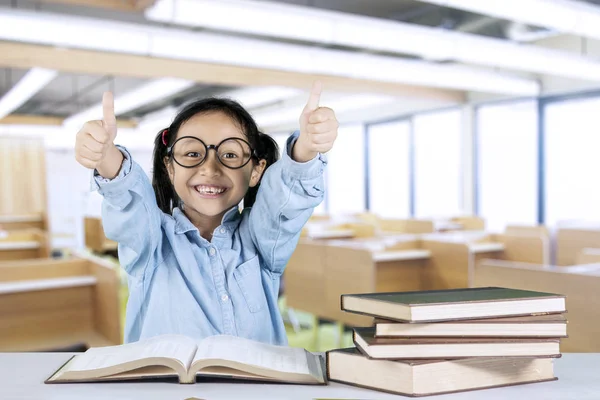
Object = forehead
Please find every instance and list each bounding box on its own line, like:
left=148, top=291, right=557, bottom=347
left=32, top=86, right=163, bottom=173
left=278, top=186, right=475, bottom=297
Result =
left=177, top=112, right=245, bottom=143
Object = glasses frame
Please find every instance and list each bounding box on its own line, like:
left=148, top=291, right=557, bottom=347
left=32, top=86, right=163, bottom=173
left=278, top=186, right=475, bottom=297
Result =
left=167, top=136, right=258, bottom=170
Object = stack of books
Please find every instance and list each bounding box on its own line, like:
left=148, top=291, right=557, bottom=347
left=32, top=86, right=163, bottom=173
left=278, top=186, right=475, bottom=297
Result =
left=326, top=287, right=567, bottom=397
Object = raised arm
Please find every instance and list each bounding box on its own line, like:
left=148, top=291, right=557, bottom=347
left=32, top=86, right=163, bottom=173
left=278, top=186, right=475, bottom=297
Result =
left=245, top=82, right=338, bottom=274
left=75, top=92, right=162, bottom=277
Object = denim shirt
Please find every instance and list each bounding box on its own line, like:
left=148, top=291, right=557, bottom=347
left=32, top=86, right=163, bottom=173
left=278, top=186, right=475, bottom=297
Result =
left=91, top=132, right=326, bottom=345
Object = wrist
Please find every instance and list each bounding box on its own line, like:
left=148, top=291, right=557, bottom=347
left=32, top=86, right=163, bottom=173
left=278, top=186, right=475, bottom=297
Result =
left=96, top=145, right=123, bottom=179
left=291, top=141, right=317, bottom=163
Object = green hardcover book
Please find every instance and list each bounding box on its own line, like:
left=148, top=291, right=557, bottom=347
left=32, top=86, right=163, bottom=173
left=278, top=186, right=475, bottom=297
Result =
left=340, top=287, right=566, bottom=322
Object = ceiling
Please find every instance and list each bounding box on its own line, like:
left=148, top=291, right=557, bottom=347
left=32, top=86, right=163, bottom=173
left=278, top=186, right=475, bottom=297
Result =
left=1, top=0, right=599, bottom=124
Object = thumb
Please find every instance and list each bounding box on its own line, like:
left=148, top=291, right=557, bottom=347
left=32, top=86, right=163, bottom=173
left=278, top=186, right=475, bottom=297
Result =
left=102, top=91, right=118, bottom=140
left=302, top=81, right=322, bottom=115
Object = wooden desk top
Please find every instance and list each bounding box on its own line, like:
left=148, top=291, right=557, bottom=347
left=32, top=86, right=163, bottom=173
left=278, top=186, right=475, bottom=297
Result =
left=372, top=249, right=431, bottom=262
left=0, top=276, right=97, bottom=294
left=469, top=242, right=505, bottom=253
left=0, top=353, right=597, bottom=399
left=306, top=229, right=355, bottom=239
left=0, top=241, right=40, bottom=250
left=0, top=214, right=42, bottom=223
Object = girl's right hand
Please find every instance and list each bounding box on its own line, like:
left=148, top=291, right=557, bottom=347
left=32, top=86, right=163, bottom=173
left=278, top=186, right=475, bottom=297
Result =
left=74, top=92, right=123, bottom=179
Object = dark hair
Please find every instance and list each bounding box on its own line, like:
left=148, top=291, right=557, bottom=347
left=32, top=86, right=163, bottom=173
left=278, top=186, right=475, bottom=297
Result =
left=152, top=97, right=279, bottom=214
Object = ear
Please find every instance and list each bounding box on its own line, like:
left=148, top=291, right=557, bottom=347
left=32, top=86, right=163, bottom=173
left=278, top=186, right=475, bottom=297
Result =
left=249, top=159, right=267, bottom=188
left=164, top=156, right=175, bottom=184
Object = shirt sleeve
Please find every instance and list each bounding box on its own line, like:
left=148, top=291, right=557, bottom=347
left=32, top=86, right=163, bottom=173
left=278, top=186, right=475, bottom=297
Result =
left=245, top=131, right=326, bottom=275
left=90, top=146, right=163, bottom=277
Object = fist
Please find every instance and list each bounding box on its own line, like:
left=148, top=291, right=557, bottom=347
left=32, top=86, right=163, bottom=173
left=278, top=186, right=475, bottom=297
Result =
left=74, top=91, right=118, bottom=170
left=295, top=81, right=339, bottom=163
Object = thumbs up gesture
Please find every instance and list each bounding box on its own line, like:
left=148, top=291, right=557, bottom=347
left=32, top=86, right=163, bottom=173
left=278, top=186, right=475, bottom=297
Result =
left=293, top=81, right=339, bottom=163
left=74, top=91, right=123, bottom=178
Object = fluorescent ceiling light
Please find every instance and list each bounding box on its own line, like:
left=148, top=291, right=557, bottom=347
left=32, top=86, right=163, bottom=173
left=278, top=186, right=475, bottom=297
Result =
left=0, top=8, right=539, bottom=95
left=0, top=68, right=57, bottom=119
left=412, top=0, right=600, bottom=42
left=144, top=0, right=600, bottom=82
left=63, top=77, right=194, bottom=128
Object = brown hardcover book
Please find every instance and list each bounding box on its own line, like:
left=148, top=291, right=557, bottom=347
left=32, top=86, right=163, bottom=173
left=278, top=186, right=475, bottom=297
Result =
left=341, top=287, right=566, bottom=322
left=353, top=327, right=562, bottom=359
left=374, top=314, right=568, bottom=338
left=45, top=334, right=326, bottom=385
left=327, top=347, right=558, bottom=397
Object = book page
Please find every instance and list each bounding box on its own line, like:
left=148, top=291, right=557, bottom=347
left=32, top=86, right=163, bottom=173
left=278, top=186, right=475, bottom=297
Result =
left=193, top=335, right=318, bottom=377
left=67, top=334, right=197, bottom=372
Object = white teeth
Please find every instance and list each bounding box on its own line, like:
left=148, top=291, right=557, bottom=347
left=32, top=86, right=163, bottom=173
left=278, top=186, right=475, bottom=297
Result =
left=196, top=186, right=226, bottom=194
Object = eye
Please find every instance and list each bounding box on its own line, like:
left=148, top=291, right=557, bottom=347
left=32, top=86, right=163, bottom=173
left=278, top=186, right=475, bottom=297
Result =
left=185, top=152, right=203, bottom=158
left=221, top=152, right=238, bottom=159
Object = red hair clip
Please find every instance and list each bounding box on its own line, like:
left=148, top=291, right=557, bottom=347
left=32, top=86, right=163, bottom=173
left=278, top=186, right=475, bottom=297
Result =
left=161, top=129, right=169, bottom=146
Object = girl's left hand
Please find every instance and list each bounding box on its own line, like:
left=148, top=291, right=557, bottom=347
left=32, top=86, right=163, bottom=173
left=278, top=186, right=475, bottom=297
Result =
left=294, top=81, right=339, bottom=163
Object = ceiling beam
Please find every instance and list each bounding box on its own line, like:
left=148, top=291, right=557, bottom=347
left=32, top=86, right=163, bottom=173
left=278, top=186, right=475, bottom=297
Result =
left=0, top=8, right=539, bottom=95
left=0, top=114, right=137, bottom=127
left=0, top=42, right=465, bottom=103
left=36, top=0, right=156, bottom=12
left=0, top=115, right=63, bottom=126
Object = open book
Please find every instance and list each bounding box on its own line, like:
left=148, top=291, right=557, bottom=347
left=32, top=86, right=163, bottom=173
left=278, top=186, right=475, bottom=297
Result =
left=45, top=334, right=326, bottom=385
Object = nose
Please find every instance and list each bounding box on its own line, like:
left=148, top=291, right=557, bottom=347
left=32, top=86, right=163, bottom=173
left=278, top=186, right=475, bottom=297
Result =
left=197, top=148, right=221, bottom=176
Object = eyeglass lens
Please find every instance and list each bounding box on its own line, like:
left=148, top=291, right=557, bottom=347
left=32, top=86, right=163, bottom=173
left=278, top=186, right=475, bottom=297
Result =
left=171, top=137, right=252, bottom=168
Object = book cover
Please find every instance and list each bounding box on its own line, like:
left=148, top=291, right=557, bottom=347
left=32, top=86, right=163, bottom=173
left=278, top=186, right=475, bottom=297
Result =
left=343, top=287, right=564, bottom=307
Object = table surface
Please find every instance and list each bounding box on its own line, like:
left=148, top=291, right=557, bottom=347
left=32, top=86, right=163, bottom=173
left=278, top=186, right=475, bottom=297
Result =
left=2, top=353, right=599, bottom=400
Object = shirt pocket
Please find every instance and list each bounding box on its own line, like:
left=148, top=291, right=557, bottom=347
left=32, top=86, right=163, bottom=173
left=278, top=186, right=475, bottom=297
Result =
left=233, top=255, right=266, bottom=313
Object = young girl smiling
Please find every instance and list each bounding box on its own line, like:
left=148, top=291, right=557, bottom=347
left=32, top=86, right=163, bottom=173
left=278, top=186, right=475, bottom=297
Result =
left=74, top=83, right=338, bottom=345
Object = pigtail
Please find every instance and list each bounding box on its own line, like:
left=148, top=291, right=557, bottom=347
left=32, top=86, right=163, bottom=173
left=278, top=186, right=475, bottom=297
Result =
left=243, top=132, right=279, bottom=208
left=152, top=128, right=179, bottom=214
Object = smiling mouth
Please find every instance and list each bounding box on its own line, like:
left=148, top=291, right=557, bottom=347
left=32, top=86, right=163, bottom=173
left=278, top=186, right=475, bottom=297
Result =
left=194, top=185, right=228, bottom=197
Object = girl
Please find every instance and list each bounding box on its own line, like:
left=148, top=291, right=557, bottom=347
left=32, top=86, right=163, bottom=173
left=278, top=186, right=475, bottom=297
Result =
left=75, top=82, right=338, bottom=346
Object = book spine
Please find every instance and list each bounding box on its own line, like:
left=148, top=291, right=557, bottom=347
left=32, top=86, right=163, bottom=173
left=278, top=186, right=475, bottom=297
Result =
left=179, top=375, right=196, bottom=384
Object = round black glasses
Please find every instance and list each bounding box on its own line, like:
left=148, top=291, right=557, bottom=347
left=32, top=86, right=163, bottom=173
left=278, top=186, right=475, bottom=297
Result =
left=167, top=136, right=257, bottom=169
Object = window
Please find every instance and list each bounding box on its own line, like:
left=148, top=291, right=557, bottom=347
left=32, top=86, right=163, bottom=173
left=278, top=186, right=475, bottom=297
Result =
left=326, top=124, right=365, bottom=215
left=367, top=120, right=411, bottom=218
left=413, top=109, right=463, bottom=218
left=477, top=100, right=538, bottom=232
left=544, top=96, right=600, bottom=226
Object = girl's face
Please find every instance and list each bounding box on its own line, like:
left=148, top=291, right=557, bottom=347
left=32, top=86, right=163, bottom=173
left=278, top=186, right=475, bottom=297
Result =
left=166, top=111, right=266, bottom=221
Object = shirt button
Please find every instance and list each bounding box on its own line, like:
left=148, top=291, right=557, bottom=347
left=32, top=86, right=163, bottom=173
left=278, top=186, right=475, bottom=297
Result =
left=209, top=247, right=216, bottom=256
left=221, top=294, right=229, bottom=302
left=220, top=227, right=227, bottom=234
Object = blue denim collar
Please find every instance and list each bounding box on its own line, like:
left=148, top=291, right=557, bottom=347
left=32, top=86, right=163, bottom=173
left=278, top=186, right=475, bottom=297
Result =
left=173, top=206, right=241, bottom=235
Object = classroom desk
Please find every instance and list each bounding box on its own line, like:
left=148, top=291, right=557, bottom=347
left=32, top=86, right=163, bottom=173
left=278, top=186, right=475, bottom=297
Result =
left=468, top=242, right=505, bottom=253
left=0, top=241, right=39, bottom=250
left=305, top=229, right=355, bottom=239
left=372, top=249, right=432, bottom=262
left=1, top=353, right=597, bottom=400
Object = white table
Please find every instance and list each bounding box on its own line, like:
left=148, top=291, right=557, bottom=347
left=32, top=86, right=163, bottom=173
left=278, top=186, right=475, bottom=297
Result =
left=2, top=353, right=599, bottom=399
